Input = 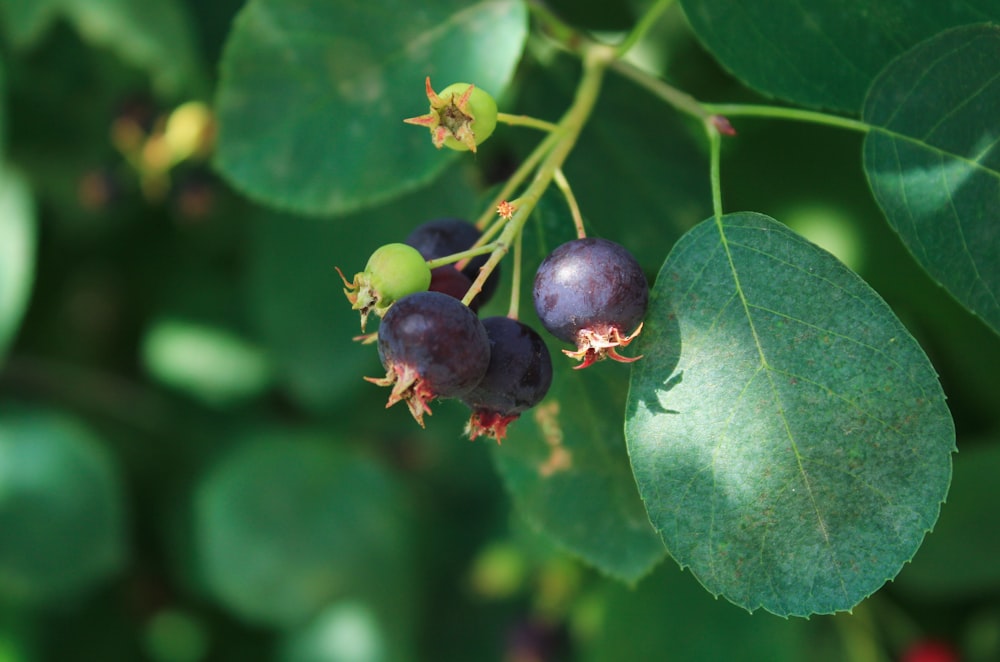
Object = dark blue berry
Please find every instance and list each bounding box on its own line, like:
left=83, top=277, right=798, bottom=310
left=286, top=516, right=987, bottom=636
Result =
left=428, top=266, right=479, bottom=311
left=462, top=317, right=553, bottom=441
left=368, top=291, right=490, bottom=426
left=405, top=218, right=500, bottom=306
left=532, top=238, right=648, bottom=368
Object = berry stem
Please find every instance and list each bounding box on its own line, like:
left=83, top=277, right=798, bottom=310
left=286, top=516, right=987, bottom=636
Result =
left=425, top=242, right=500, bottom=270
left=496, top=113, right=559, bottom=132
left=462, top=43, right=617, bottom=308
left=473, top=129, right=561, bottom=232
left=553, top=167, right=586, bottom=239
left=508, top=231, right=523, bottom=319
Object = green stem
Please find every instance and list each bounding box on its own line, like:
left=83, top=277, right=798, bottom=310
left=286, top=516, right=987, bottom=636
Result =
left=497, top=112, right=559, bottom=133
left=462, top=42, right=617, bottom=307
left=610, top=59, right=711, bottom=122
left=473, top=129, right=561, bottom=231
left=707, top=122, right=723, bottom=220
left=611, top=61, right=873, bottom=137
left=426, top=242, right=500, bottom=270
left=553, top=167, right=586, bottom=238
left=508, top=231, right=523, bottom=320
left=615, top=0, right=676, bottom=58
left=702, top=103, right=872, bottom=133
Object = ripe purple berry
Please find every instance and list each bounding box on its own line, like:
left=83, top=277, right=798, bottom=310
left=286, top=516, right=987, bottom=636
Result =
left=428, top=266, right=478, bottom=310
left=532, top=238, right=648, bottom=369
left=366, top=291, right=490, bottom=426
left=461, top=317, right=553, bottom=443
left=405, top=218, right=500, bottom=307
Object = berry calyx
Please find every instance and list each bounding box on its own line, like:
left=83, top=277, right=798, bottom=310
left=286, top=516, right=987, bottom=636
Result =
left=462, top=317, right=553, bottom=443
left=405, top=218, right=501, bottom=307
left=403, top=77, right=498, bottom=152
left=338, top=243, right=431, bottom=331
left=366, top=291, right=490, bottom=426
left=532, top=238, right=648, bottom=369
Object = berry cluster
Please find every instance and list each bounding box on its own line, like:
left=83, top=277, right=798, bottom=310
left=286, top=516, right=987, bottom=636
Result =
left=341, top=218, right=648, bottom=442
left=337, top=79, right=650, bottom=442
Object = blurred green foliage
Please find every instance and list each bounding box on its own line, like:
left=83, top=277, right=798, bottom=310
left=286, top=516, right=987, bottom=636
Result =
left=0, top=1, right=997, bottom=661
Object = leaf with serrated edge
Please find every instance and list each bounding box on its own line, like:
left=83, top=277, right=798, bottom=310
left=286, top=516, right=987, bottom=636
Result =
left=679, top=0, right=999, bottom=112
left=626, top=212, right=954, bottom=616
left=863, top=24, right=1000, bottom=336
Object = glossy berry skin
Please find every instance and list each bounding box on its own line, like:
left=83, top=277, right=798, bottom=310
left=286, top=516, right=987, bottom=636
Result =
left=405, top=218, right=500, bottom=306
left=533, top=238, right=648, bottom=368
left=428, top=266, right=478, bottom=311
left=367, top=291, right=490, bottom=426
left=462, top=317, right=553, bottom=442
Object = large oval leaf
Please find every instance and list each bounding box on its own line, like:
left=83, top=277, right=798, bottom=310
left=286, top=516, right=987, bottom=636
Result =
left=679, top=0, right=999, bottom=112
left=215, top=0, right=527, bottom=216
left=625, top=212, right=955, bottom=616
left=863, top=24, right=1000, bottom=336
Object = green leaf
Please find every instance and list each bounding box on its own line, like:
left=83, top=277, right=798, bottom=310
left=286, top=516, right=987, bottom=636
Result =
left=195, top=433, right=411, bottom=628
left=493, top=364, right=666, bottom=584
left=0, top=406, right=127, bottom=605
left=0, top=166, right=34, bottom=362
left=625, top=212, right=955, bottom=616
left=678, top=0, right=1000, bottom=112
left=214, top=0, right=528, bottom=217
left=0, top=0, right=205, bottom=97
left=863, top=24, right=1000, bottom=336
left=894, top=439, right=1000, bottom=598
left=584, top=566, right=811, bottom=662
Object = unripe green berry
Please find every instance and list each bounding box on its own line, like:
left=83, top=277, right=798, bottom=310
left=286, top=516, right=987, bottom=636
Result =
left=437, top=83, right=498, bottom=152
left=365, top=243, right=431, bottom=303
left=403, top=78, right=499, bottom=153
left=338, top=243, right=431, bottom=331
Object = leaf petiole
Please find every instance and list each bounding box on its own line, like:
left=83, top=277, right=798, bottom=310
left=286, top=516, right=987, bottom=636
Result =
left=701, top=103, right=872, bottom=134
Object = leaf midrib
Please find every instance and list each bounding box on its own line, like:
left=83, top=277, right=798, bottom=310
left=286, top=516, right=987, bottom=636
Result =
left=712, top=216, right=848, bottom=601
